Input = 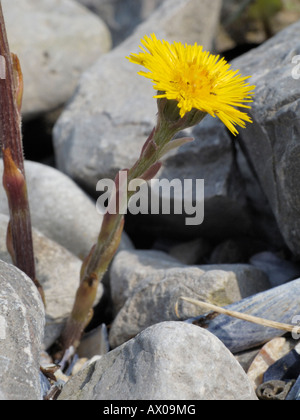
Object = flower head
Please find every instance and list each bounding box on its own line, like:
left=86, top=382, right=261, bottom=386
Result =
left=127, top=34, right=255, bottom=135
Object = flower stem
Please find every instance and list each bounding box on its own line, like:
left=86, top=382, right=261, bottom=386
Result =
left=56, top=94, right=208, bottom=359
left=57, top=122, right=177, bottom=356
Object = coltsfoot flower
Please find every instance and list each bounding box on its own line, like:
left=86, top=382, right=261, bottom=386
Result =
left=127, top=34, right=255, bottom=135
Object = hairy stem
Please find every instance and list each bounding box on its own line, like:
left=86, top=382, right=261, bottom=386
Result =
left=58, top=122, right=176, bottom=356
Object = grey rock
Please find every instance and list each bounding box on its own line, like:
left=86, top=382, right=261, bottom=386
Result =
left=0, top=160, right=132, bottom=260
left=169, top=238, right=213, bottom=265
left=77, top=0, right=164, bottom=46
left=58, top=321, right=257, bottom=400
left=235, top=143, right=285, bottom=248
left=0, top=260, right=45, bottom=400
left=0, top=213, right=103, bottom=349
left=109, top=249, right=270, bottom=348
left=53, top=0, right=222, bottom=188
left=250, top=252, right=300, bottom=287
left=230, top=21, right=300, bottom=257
left=110, top=250, right=180, bottom=313
left=2, top=0, right=112, bottom=118
left=190, top=277, right=300, bottom=354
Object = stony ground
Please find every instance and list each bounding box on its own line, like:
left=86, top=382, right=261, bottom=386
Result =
left=0, top=0, right=300, bottom=401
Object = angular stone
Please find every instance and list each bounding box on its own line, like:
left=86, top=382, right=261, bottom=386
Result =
left=53, top=0, right=222, bottom=188
left=0, top=213, right=103, bottom=349
left=231, top=21, right=300, bottom=257
left=2, top=0, right=112, bottom=118
left=0, top=260, right=45, bottom=400
left=58, top=322, right=257, bottom=400
left=109, top=249, right=270, bottom=348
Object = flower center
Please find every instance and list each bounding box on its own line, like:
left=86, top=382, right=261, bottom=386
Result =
left=172, top=61, right=217, bottom=102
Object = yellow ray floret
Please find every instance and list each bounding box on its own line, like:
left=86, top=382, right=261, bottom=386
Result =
left=127, top=34, right=255, bottom=135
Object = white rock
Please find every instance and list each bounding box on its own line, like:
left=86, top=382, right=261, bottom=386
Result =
left=2, top=0, right=112, bottom=118
left=58, top=322, right=258, bottom=400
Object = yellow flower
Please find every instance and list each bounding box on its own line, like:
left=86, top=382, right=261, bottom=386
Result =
left=127, top=34, right=255, bottom=136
